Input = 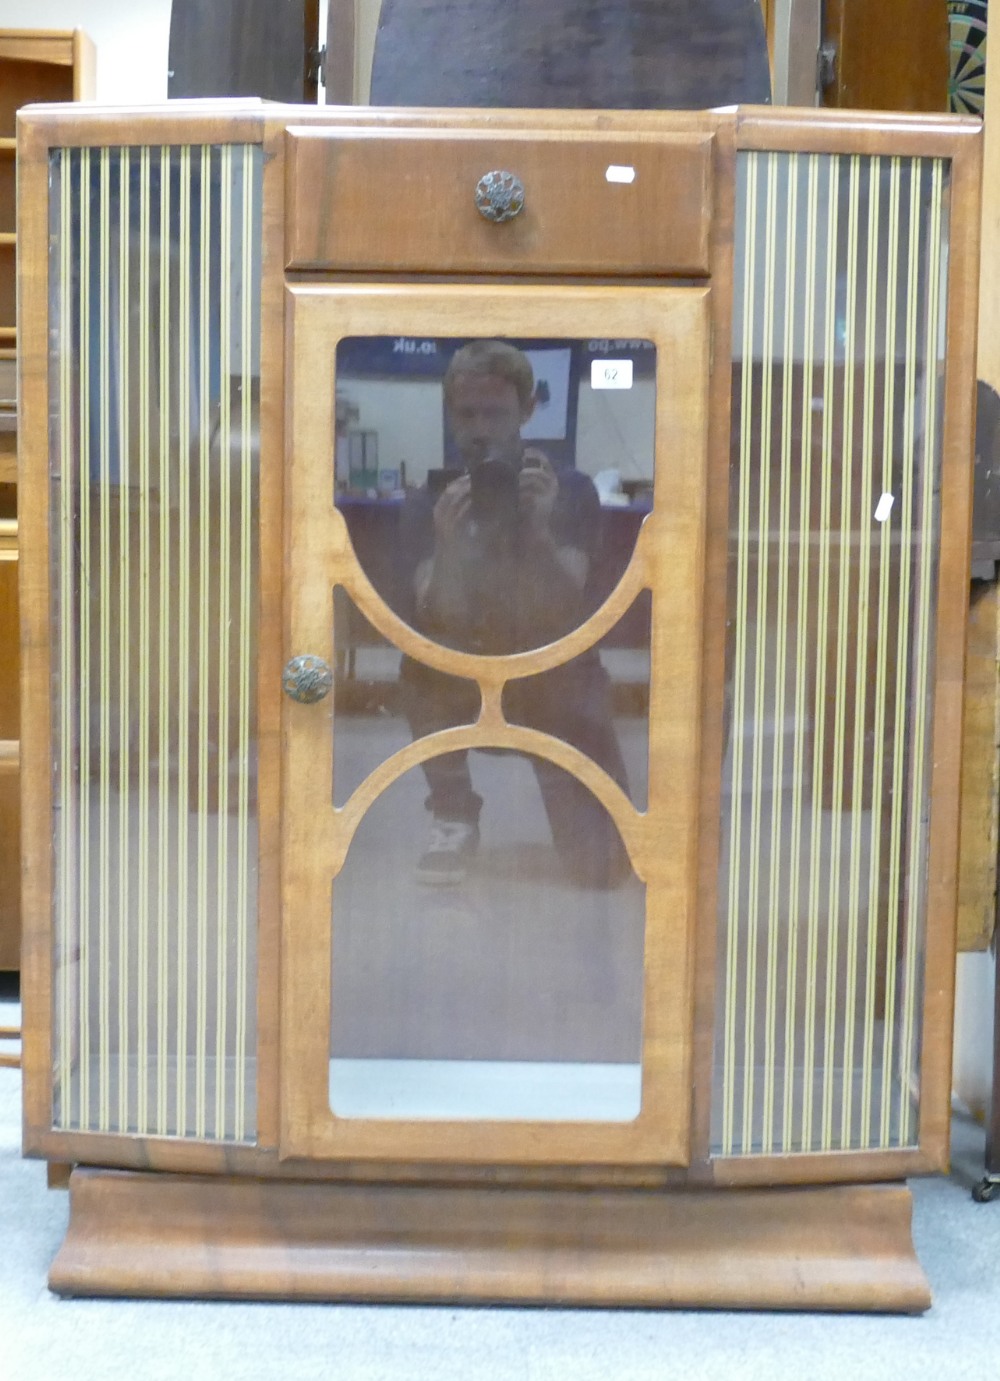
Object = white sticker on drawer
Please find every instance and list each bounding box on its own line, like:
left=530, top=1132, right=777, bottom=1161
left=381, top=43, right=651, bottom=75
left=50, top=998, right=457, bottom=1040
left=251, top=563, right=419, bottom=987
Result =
left=605, top=165, right=636, bottom=184
left=591, top=360, right=634, bottom=390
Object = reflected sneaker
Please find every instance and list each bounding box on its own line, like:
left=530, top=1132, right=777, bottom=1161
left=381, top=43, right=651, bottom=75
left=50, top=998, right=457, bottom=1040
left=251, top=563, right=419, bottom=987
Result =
left=415, top=820, right=480, bottom=886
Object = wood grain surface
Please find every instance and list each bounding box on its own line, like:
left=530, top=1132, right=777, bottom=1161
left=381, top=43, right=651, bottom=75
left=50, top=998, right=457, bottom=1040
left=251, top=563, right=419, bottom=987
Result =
left=822, top=0, right=949, bottom=113
left=50, top=1168, right=931, bottom=1311
left=285, top=123, right=715, bottom=276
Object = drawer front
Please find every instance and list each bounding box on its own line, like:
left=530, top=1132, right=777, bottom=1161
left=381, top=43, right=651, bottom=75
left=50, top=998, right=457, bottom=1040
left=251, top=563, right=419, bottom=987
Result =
left=286, top=125, right=714, bottom=276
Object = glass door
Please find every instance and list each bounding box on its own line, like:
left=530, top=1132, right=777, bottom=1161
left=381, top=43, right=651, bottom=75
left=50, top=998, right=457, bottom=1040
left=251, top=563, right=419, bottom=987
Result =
left=279, top=282, right=710, bottom=1166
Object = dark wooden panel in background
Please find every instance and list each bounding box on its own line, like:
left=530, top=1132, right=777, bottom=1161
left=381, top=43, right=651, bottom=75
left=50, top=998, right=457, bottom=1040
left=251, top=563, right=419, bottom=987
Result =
left=370, top=0, right=771, bottom=109
left=168, top=0, right=318, bottom=102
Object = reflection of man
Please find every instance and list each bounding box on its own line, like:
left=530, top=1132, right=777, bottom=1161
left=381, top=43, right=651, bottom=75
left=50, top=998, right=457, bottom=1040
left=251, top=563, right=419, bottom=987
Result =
left=396, top=340, right=630, bottom=889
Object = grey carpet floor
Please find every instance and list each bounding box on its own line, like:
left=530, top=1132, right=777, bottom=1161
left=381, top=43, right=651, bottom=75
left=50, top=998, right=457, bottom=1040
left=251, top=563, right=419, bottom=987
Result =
left=3, top=1018, right=1000, bottom=1381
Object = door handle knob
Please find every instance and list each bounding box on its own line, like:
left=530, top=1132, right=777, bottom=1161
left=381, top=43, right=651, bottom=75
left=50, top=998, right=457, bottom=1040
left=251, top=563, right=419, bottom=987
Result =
left=282, top=655, right=333, bottom=704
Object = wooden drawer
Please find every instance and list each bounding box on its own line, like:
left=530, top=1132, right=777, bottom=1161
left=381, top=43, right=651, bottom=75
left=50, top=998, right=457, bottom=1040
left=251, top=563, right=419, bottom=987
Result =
left=285, top=124, right=714, bottom=277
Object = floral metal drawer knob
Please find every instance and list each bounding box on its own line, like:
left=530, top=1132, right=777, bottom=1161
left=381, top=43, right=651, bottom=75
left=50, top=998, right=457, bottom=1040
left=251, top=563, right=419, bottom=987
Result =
left=474, top=170, right=525, bottom=223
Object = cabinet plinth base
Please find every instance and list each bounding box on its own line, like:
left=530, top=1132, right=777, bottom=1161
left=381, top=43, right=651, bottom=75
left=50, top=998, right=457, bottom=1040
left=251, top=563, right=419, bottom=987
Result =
left=50, top=1169, right=931, bottom=1312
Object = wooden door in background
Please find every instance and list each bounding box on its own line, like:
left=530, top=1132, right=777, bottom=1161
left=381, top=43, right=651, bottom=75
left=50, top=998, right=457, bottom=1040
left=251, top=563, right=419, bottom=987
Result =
left=822, top=0, right=949, bottom=111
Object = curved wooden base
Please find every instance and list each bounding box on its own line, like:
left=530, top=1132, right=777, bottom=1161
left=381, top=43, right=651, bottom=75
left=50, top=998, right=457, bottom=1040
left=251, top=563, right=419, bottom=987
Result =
left=50, top=1169, right=931, bottom=1313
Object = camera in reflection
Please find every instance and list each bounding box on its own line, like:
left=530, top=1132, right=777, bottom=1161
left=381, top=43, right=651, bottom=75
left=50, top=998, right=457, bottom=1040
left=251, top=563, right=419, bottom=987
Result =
left=469, top=452, right=528, bottom=533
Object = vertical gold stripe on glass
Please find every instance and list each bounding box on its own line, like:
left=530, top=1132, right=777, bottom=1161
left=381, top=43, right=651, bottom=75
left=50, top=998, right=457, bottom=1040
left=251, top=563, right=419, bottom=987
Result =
left=215, top=146, right=234, bottom=1138
left=135, top=148, right=152, bottom=1133
left=817, top=156, right=850, bottom=1148
left=156, top=146, right=172, bottom=1136
left=872, top=159, right=903, bottom=1148
left=840, top=158, right=881, bottom=1148
left=176, top=147, right=192, bottom=1136
left=723, top=158, right=751, bottom=1154
left=861, top=157, right=902, bottom=1147
left=235, top=145, right=254, bottom=1141
left=743, top=152, right=780, bottom=1154
left=743, top=151, right=776, bottom=1151
left=788, top=155, right=818, bottom=1150
left=722, top=153, right=758, bottom=1155
left=762, top=153, right=798, bottom=1153
left=786, top=154, right=819, bottom=1151
left=822, top=155, right=861, bottom=1151
left=195, top=146, right=212, bottom=1139
left=900, top=159, right=945, bottom=1145
left=803, top=154, right=840, bottom=1154
left=97, top=147, right=112, bottom=1133
left=885, top=162, right=924, bottom=1146
left=78, top=147, right=92, bottom=1129
left=116, top=149, right=132, bottom=1132
left=735, top=151, right=760, bottom=1149
left=58, top=149, right=73, bottom=1128
left=899, top=173, right=931, bottom=1143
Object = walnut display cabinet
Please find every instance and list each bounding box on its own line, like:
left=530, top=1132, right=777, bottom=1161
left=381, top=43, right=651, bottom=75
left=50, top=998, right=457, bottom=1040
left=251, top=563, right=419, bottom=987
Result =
left=17, top=101, right=981, bottom=1310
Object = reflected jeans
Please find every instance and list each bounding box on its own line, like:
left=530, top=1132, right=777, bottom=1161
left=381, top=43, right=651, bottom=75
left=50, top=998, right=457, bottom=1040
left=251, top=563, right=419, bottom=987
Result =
left=401, top=654, right=631, bottom=889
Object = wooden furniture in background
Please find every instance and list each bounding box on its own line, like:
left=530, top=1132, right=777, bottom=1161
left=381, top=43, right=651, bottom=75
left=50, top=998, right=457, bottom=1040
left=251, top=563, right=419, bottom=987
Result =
left=821, top=0, right=949, bottom=110
left=0, top=520, right=18, bottom=973
left=968, top=14, right=1000, bottom=1204
left=15, top=100, right=981, bottom=1310
left=0, top=1025, right=21, bottom=1069
left=167, top=0, right=320, bottom=102
left=369, top=0, right=771, bottom=108
left=0, top=30, right=94, bottom=366
left=324, top=0, right=360, bottom=104
left=958, top=568, right=1000, bottom=954
left=0, top=28, right=94, bottom=977
left=968, top=6, right=1000, bottom=941
left=768, top=0, right=823, bottom=106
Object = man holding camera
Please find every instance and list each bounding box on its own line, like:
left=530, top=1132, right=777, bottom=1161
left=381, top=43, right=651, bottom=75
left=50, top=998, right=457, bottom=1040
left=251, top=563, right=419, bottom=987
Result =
left=396, top=339, right=630, bottom=889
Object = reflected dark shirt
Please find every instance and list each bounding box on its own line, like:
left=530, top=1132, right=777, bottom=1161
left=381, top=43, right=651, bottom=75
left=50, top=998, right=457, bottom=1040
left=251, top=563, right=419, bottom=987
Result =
left=393, top=466, right=603, bottom=655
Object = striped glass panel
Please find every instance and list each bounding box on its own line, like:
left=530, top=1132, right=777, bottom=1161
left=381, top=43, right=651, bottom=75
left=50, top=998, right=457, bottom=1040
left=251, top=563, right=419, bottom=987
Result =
left=714, top=151, right=949, bottom=1156
left=48, top=145, right=261, bottom=1142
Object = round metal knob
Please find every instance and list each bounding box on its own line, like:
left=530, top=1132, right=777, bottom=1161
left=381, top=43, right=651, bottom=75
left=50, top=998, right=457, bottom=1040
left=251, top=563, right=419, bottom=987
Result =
left=282, top=654, right=333, bottom=705
left=474, top=170, right=525, bottom=224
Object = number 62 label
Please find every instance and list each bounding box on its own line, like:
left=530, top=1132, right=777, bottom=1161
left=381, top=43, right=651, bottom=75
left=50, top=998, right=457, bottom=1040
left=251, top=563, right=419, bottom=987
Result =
left=591, top=360, right=634, bottom=390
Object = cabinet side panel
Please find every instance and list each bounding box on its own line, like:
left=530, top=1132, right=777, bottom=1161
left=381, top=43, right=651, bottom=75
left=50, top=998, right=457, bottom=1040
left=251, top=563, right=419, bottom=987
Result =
left=49, top=144, right=262, bottom=1143
left=714, top=148, right=951, bottom=1158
